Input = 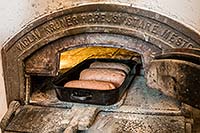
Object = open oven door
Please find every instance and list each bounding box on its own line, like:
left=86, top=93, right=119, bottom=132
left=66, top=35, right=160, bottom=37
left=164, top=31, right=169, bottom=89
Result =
left=0, top=101, right=72, bottom=133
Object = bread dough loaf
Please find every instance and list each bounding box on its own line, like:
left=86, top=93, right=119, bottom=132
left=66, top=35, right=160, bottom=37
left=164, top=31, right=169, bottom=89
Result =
left=79, top=68, right=126, bottom=87
left=90, top=62, right=130, bottom=74
left=64, top=80, right=116, bottom=90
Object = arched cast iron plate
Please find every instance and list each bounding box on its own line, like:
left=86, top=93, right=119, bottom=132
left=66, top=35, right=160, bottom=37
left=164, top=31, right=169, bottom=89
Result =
left=1, top=3, right=200, bottom=105
left=147, top=58, right=200, bottom=109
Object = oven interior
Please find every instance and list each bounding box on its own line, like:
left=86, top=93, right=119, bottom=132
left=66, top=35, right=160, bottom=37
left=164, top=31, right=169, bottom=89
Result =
left=29, top=46, right=140, bottom=106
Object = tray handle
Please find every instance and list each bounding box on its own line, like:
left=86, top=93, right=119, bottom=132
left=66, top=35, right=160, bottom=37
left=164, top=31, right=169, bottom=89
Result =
left=70, top=92, right=92, bottom=101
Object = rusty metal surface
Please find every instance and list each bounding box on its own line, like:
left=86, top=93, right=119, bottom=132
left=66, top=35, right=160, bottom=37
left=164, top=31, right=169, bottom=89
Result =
left=63, top=106, right=99, bottom=131
left=154, top=49, right=200, bottom=65
left=0, top=101, right=20, bottom=131
left=5, top=105, right=70, bottom=133
left=163, top=48, right=200, bottom=55
left=147, top=49, right=200, bottom=109
left=190, top=106, right=200, bottom=133
left=88, top=112, right=188, bottom=133
left=3, top=106, right=190, bottom=133
left=2, top=3, right=200, bottom=105
left=4, top=105, right=99, bottom=133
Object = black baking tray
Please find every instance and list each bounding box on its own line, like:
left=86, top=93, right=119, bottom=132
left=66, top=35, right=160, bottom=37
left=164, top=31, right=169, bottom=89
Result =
left=53, top=58, right=138, bottom=105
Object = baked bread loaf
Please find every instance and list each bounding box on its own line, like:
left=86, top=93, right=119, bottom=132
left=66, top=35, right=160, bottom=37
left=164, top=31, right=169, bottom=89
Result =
left=89, top=62, right=130, bottom=74
left=64, top=80, right=116, bottom=90
left=79, top=68, right=126, bottom=87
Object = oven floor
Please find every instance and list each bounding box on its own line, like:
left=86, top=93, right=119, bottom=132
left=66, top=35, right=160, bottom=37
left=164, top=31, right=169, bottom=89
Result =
left=30, top=76, right=181, bottom=112
left=5, top=76, right=195, bottom=133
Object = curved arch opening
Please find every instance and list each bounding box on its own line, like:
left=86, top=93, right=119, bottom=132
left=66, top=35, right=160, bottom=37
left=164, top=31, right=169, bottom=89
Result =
left=29, top=43, right=142, bottom=106
left=59, top=46, right=140, bottom=72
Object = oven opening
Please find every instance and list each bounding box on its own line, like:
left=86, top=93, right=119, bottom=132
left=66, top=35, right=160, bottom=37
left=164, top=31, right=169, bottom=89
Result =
left=29, top=46, right=142, bottom=106
left=24, top=46, right=184, bottom=133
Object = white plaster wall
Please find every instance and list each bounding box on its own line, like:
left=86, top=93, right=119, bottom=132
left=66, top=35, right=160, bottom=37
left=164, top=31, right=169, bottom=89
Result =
left=0, top=0, right=200, bottom=131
